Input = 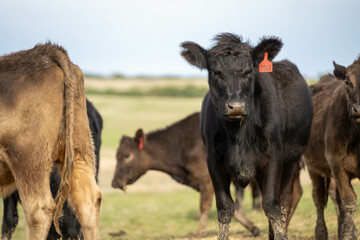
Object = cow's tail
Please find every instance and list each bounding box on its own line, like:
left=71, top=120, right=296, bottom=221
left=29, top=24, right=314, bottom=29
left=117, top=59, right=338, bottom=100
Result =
left=48, top=44, right=75, bottom=236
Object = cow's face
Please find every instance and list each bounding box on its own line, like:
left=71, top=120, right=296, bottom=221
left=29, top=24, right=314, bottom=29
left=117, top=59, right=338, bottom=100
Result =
left=181, top=33, right=282, bottom=122
left=334, top=59, right=360, bottom=123
left=111, top=129, right=146, bottom=191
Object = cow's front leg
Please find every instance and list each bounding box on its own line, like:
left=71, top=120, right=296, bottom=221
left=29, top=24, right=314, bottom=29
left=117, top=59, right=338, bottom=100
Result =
left=207, top=151, right=234, bottom=240
left=259, top=157, right=286, bottom=240
left=327, top=154, right=357, bottom=240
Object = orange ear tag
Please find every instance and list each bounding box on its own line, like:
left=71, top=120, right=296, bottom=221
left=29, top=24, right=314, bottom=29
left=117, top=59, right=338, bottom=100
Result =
left=259, top=52, right=272, bottom=73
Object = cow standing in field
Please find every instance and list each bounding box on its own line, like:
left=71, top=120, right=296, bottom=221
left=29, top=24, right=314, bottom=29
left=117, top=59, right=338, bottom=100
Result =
left=0, top=43, right=102, bottom=240
left=303, top=56, right=360, bottom=240
left=180, top=33, right=313, bottom=240
left=1, top=99, right=103, bottom=240
left=111, top=112, right=260, bottom=237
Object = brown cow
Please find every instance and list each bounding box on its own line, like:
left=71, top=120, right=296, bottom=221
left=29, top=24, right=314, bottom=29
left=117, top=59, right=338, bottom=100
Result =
left=0, top=43, right=102, bottom=240
left=111, top=112, right=260, bottom=237
left=303, top=56, right=360, bottom=240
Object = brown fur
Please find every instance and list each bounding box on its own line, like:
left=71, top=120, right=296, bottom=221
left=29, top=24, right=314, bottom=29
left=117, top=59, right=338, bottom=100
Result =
left=0, top=43, right=101, bottom=240
left=303, top=57, right=360, bottom=240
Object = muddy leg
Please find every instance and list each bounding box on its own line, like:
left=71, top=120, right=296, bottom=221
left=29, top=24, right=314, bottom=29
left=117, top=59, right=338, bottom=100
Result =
left=233, top=186, right=260, bottom=236
left=68, top=158, right=102, bottom=240
left=207, top=152, right=234, bottom=240
left=334, top=176, right=357, bottom=240
left=327, top=153, right=357, bottom=240
left=2, top=191, right=19, bottom=240
left=260, top=158, right=286, bottom=240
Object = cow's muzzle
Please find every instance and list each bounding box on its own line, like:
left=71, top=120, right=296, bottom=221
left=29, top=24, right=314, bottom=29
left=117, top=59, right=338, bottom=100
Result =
left=112, top=179, right=127, bottom=192
left=224, top=101, right=246, bottom=120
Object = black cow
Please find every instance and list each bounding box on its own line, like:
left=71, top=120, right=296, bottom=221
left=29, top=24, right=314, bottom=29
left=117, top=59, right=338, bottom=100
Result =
left=1, top=99, right=103, bottom=240
left=181, top=33, right=313, bottom=240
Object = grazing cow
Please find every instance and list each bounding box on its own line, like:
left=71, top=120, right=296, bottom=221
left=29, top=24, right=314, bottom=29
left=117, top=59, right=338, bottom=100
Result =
left=303, top=56, right=360, bottom=240
left=111, top=112, right=260, bottom=237
left=1, top=99, right=103, bottom=240
left=180, top=33, right=313, bottom=240
left=0, top=43, right=102, bottom=240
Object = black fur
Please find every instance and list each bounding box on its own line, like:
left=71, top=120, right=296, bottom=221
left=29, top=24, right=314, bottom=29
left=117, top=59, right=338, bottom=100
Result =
left=181, top=33, right=313, bottom=240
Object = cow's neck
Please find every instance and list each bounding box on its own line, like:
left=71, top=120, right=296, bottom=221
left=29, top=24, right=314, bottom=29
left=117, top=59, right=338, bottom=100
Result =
left=223, top=101, right=266, bottom=152
left=143, top=134, right=182, bottom=175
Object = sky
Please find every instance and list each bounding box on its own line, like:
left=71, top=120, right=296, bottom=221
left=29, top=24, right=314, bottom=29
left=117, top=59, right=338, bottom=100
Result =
left=0, top=0, right=359, bottom=79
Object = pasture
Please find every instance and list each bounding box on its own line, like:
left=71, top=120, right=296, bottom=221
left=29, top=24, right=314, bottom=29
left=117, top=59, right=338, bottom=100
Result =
left=2, top=77, right=360, bottom=239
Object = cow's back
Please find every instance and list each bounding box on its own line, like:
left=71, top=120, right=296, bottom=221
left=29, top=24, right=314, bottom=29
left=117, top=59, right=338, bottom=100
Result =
left=0, top=45, right=68, bottom=175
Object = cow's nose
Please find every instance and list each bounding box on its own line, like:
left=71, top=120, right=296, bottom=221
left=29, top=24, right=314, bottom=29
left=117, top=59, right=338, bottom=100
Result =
left=226, top=102, right=246, bottom=116
left=112, top=179, right=119, bottom=188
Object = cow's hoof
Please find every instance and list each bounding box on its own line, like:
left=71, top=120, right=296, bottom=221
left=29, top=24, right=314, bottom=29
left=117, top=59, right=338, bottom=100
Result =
left=339, top=220, right=357, bottom=240
left=251, top=226, right=260, bottom=237
left=315, top=223, right=328, bottom=240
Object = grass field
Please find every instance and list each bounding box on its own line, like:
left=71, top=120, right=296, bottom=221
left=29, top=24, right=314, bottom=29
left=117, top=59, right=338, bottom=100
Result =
left=2, top=77, right=360, bottom=240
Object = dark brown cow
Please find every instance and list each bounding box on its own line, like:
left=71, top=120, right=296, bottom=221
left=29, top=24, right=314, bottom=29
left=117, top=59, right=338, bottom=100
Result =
left=0, top=43, right=101, bottom=240
left=303, top=56, right=360, bottom=240
left=111, top=112, right=260, bottom=237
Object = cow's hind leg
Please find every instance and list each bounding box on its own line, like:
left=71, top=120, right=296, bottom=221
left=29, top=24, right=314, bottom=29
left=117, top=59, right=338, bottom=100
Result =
left=250, top=181, right=262, bottom=210
left=68, top=158, right=101, bottom=240
left=308, top=170, right=329, bottom=240
left=280, top=160, right=303, bottom=231
left=196, top=181, right=213, bottom=237
left=2, top=191, right=20, bottom=240
left=233, top=186, right=260, bottom=236
left=16, top=173, right=55, bottom=240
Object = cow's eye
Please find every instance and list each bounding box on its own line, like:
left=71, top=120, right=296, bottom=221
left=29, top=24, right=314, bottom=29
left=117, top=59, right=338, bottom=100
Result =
left=124, top=153, right=131, bottom=159
left=345, top=79, right=353, bottom=88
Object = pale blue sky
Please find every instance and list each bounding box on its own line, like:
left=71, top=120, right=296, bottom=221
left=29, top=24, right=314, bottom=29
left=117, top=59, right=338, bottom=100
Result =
left=1, top=0, right=359, bottom=78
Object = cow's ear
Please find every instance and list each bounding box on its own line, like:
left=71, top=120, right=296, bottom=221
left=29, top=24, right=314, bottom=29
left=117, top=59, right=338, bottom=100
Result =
left=180, top=41, right=207, bottom=70
left=134, top=128, right=145, bottom=150
left=252, top=37, right=283, bottom=64
left=333, top=61, right=346, bottom=80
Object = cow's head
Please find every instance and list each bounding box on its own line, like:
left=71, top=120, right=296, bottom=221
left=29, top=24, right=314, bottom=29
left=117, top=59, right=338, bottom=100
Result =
left=111, top=129, right=147, bottom=191
left=181, top=33, right=282, bottom=122
left=333, top=57, right=360, bottom=123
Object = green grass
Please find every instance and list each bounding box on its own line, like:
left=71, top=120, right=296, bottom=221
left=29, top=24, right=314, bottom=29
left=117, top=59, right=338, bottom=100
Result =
left=4, top=183, right=360, bottom=240
left=4, top=92, right=360, bottom=240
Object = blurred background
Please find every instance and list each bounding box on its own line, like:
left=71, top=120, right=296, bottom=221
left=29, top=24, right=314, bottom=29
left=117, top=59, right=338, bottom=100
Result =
left=1, top=0, right=360, bottom=239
